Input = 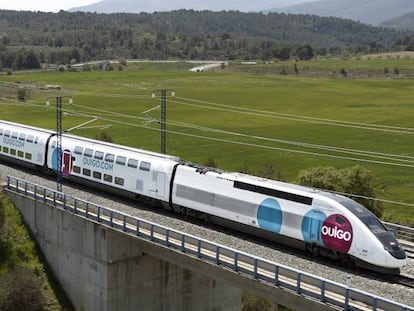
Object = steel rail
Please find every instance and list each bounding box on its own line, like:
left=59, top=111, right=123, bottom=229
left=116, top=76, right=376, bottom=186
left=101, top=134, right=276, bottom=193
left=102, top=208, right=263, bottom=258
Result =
left=5, top=175, right=414, bottom=311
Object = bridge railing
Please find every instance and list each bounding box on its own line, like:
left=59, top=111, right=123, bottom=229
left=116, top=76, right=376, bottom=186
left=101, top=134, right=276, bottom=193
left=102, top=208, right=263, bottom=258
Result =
left=5, top=175, right=414, bottom=311
left=385, top=222, right=414, bottom=243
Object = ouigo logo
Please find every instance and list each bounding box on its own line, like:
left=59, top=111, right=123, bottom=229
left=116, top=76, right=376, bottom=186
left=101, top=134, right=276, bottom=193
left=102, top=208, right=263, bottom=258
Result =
left=321, top=214, right=353, bottom=253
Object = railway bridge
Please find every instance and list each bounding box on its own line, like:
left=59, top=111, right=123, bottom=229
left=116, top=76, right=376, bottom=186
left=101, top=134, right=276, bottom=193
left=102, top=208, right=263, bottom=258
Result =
left=3, top=176, right=413, bottom=311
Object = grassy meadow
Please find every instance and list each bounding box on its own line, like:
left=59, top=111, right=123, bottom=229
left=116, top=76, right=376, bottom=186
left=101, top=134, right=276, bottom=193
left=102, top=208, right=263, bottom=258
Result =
left=0, top=58, right=413, bottom=225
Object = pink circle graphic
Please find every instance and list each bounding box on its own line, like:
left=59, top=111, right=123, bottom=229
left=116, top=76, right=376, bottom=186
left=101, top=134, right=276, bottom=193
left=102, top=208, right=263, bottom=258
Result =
left=321, top=214, right=353, bottom=253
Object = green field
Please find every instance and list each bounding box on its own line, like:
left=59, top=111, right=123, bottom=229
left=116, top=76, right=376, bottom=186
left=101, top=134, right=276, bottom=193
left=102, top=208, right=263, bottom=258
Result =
left=0, top=59, right=413, bottom=225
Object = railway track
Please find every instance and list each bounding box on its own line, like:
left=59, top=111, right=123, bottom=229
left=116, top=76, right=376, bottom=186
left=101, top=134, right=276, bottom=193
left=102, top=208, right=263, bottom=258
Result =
left=400, top=241, right=414, bottom=259
left=5, top=175, right=414, bottom=311
left=1, top=163, right=414, bottom=308
left=396, top=274, right=414, bottom=289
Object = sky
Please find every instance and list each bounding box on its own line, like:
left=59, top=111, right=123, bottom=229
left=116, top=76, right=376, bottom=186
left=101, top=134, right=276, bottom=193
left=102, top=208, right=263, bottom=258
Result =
left=0, top=0, right=99, bottom=12
left=0, top=0, right=314, bottom=13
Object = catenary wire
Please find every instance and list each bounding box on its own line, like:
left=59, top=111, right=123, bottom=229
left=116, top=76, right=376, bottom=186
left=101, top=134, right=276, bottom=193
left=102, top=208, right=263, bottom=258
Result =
left=0, top=97, right=413, bottom=207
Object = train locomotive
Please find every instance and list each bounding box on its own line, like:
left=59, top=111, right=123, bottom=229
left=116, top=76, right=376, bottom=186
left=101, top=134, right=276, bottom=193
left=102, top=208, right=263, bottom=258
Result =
left=0, top=120, right=407, bottom=274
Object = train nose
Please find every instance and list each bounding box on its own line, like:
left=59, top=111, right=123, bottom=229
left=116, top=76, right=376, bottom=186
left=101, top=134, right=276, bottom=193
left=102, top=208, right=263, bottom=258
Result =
left=383, top=239, right=407, bottom=261
left=379, top=233, right=407, bottom=260
left=384, top=245, right=407, bottom=260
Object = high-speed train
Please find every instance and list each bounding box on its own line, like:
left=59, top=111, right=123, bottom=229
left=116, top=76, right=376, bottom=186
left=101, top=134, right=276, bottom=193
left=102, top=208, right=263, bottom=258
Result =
left=0, top=120, right=407, bottom=274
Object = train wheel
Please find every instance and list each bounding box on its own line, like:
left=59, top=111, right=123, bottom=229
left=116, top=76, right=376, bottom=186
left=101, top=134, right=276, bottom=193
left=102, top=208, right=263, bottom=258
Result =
left=307, top=244, right=319, bottom=257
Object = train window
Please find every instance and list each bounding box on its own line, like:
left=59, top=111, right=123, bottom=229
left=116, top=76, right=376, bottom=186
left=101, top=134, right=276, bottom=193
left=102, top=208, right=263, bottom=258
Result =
left=128, top=159, right=138, bottom=168
left=74, top=146, right=83, bottom=155
left=11, top=132, right=18, bottom=139
left=51, top=141, right=56, bottom=149
left=19, top=133, right=26, bottom=141
left=10, top=149, right=16, bottom=156
left=17, top=151, right=24, bottom=158
left=93, top=171, right=102, bottom=179
left=25, top=153, right=32, bottom=160
left=84, top=148, right=93, bottom=157
left=4, top=130, right=10, bottom=137
left=233, top=181, right=313, bottom=205
left=105, top=153, right=115, bottom=163
left=0, top=128, right=3, bottom=136
left=34, top=137, right=39, bottom=144
left=82, top=168, right=91, bottom=177
left=116, top=156, right=126, bottom=165
left=73, top=166, right=81, bottom=174
left=104, top=174, right=113, bottom=182
left=94, top=151, right=104, bottom=160
left=140, top=161, right=151, bottom=171
left=115, top=177, right=124, bottom=186
left=26, top=135, right=34, bottom=143
left=3, top=147, right=8, bottom=153
left=360, top=215, right=387, bottom=234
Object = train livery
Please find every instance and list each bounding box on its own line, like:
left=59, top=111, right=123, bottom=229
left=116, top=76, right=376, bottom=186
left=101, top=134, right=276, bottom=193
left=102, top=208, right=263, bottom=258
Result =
left=0, top=120, right=407, bottom=274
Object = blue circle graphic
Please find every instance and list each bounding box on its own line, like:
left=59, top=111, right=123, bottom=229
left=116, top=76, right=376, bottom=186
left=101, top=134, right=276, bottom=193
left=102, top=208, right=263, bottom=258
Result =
left=301, top=210, right=327, bottom=246
left=257, top=198, right=283, bottom=233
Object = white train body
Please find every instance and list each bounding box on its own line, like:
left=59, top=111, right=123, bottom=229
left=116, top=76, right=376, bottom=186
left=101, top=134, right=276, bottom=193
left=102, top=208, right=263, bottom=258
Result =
left=172, top=165, right=406, bottom=270
left=0, top=121, right=53, bottom=166
left=46, top=134, right=179, bottom=202
left=0, top=120, right=407, bottom=273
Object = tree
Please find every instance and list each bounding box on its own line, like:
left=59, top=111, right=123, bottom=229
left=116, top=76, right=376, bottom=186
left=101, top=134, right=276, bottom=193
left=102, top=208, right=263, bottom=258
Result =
left=340, top=166, right=383, bottom=217
left=15, top=49, right=40, bottom=70
left=296, top=166, right=342, bottom=191
left=296, top=45, right=314, bottom=60
left=297, top=166, right=383, bottom=217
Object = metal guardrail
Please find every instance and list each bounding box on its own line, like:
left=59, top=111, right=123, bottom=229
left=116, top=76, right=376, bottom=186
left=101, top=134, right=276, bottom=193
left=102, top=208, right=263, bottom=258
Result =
left=385, top=222, right=414, bottom=242
left=5, top=175, right=414, bottom=311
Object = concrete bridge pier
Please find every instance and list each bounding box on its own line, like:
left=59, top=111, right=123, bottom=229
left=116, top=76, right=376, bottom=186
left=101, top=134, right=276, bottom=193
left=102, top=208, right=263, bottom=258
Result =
left=8, top=192, right=242, bottom=311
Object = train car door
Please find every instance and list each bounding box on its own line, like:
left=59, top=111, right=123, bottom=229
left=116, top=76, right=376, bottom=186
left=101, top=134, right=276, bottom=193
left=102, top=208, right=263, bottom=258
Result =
left=62, top=150, right=72, bottom=176
left=302, top=209, right=326, bottom=246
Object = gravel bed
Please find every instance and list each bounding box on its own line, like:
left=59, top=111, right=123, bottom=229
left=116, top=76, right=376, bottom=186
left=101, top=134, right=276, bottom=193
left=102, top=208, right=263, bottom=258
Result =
left=1, top=163, right=413, bottom=308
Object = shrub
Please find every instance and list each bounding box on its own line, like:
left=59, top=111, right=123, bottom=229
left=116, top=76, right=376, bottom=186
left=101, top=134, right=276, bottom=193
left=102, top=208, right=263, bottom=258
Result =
left=94, top=132, right=113, bottom=143
left=297, top=165, right=383, bottom=218
left=205, top=157, right=217, bottom=168
left=17, top=88, right=27, bottom=101
left=0, top=198, right=4, bottom=232
left=0, top=266, right=46, bottom=311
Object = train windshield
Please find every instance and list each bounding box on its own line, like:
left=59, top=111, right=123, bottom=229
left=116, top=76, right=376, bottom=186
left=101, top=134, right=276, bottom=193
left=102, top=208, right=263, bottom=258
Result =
left=358, top=215, right=388, bottom=234
left=338, top=197, right=387, bottom=234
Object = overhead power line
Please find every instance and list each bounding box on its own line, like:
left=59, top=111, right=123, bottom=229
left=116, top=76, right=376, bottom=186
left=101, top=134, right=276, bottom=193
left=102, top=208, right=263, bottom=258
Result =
left=2, top=97, right=411, bottom=168
left=0, top=97, right=413, bottom=207
left=172, top=96, right=414, bottom=135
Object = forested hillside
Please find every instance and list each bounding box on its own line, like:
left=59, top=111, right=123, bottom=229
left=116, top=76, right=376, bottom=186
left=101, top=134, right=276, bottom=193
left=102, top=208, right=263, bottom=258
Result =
left=0, top=9, right=413, bottom=70
left=382, top=13, right=414, bottom=31
left=277, top=0, right=414, bottom=26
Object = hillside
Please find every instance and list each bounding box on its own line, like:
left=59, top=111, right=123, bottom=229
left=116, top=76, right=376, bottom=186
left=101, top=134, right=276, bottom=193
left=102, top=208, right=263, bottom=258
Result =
left=382, top=13, right=414, bottom=31
left=0, top=10, right=412, bottom=70
left=68, top=0, right=311, bottom=13
left=277, top=0, right=414, bottom=26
